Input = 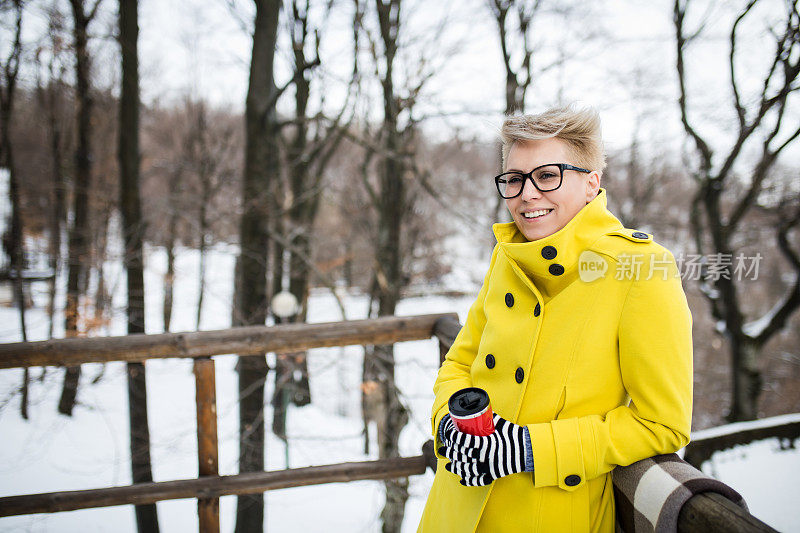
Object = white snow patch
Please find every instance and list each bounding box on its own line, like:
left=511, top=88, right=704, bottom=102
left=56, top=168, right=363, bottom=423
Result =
left=700, top=438, right=800, bottom=533
left=742, top=301, right=782, bottom=338
left=692, top=413, right=800, bottom=441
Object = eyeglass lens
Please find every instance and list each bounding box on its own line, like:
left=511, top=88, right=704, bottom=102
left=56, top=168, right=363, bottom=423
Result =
left=497, top=165, right=562, bottom=198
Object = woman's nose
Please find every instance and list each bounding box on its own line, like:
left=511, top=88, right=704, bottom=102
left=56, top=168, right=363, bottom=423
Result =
left=520, top=176, right=541, bottom=201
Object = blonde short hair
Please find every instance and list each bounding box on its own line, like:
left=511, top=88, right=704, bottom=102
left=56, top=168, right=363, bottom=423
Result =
left=500, top=104, right=607, bottom=174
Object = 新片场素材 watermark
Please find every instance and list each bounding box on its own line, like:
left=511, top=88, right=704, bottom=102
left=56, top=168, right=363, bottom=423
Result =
left=577, top=251, right=762, bottom=282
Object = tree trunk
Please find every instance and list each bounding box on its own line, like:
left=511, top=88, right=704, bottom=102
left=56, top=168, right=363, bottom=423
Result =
left=196, top=103, right=210, bottom=331
left=164, top=240, right=175, bottom=332
left=197, top=208, right=207, bottom=330
left=163, top=167, right=181, bottom=333
left=234, top=1, right=281, bottom=531
left=273, top=9, right=316, bottom=418
left=93, top=214, right=110, bottom=333
left=269, top=236, right=286, bottom=440
left=42, top=78, right=67, bottom=343
left=4, top=88, right=29, bottom=418
left=0, top=0, right=28, bottom=418
left=59, top=0, right=95, bottom=417
left=118, top=0, right=159, bottom=530
left=46, top=152, right=65, bottom=342
left=368, top=2, right=411, bottom=530
left=287, top=231, right=311, bottom=406
left=729, top=338, right=762, bottom=422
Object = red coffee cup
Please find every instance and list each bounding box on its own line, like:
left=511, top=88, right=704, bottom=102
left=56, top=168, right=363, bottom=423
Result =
left=448, top=387, right=495, bottom=436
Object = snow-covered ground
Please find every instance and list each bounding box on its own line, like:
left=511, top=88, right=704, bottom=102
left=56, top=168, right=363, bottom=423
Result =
left=0, top=245, right=798, bottom=532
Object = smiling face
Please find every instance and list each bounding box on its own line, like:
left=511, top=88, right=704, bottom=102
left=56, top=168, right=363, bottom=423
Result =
left=504, top=137, right=601, bottom=241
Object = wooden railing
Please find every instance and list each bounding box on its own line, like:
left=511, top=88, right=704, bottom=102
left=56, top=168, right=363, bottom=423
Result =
left=0, top=312, right=784, bottom=532
left=684, top=414, right=800, bottom=469
left=0, top=453, right=436, bottom=516
left=0, top=313, right=460, bottom=368
left=0, top=313, right=455, bottom=532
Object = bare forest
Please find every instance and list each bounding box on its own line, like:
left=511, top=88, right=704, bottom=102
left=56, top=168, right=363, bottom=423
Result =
left=1, top=0, right=799, bottom=531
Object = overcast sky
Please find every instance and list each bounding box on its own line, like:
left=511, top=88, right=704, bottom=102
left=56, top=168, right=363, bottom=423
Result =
left=8, top=0, right=798, bottom=165
left=135, top=0, right=681, bottom=149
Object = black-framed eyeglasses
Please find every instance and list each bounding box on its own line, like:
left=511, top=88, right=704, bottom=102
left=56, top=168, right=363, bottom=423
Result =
left=495, top=163, right=592, bottom=199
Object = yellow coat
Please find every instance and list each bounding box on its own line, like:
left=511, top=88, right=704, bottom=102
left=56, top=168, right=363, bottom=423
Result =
left=418, top=189, right=693, bottom=532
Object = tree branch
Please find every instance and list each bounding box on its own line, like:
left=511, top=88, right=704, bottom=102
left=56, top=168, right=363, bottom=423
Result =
left=265, top=55, right=321, bottom=117
left=754, top=201, right=800, bottom=344
left=729, top=0, right=759, bottom=130
left=673, top=0, right=713, bottom=175
left=87, top=0, right=103, bottom=23
left=728, top=102, right=800, bottom=231
left=0, top=0, right=23, bottom=111
left=726, top=2, right=800, bottom=229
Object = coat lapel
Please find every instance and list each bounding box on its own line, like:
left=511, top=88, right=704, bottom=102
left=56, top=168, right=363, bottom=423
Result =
left=492, top=189, right=623, bottom=302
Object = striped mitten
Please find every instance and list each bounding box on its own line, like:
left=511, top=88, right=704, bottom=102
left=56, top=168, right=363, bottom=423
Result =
left=439, top=413, right=527, bottom=486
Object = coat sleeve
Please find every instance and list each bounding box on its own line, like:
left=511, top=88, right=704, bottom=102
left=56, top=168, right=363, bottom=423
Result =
left=527, top=251, right=693, bottom=491
left=430, top=245, right=499, bottom=455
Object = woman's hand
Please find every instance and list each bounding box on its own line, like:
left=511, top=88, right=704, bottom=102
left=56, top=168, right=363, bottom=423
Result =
left=438, top=413, right=528, bottom=487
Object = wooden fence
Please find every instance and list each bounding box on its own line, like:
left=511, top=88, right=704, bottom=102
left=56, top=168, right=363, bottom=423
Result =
left=0, top=314, right=455, bottom=532
left=684, top=415, right=800, bottom=469
left=0, top=312, right=784, bottom=532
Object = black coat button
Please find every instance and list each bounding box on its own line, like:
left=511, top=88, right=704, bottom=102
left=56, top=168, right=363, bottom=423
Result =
left=632, top=231, right=649, bottom=239
left=533, top=303, right=541, bottom=317
left=541, top=246, right=557, bottom=260
left=549, top=264, right=565, bottom=276
left=515, top=367, right=524, bottom=383
left=505, top=292, right=514, bottom=307
left=485, top=354, right=495, bottom=369
left=565, top=475, right=581, bottom=486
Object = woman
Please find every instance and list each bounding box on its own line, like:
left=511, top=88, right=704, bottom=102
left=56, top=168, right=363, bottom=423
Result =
left=418, top=105, right=693, bottom=532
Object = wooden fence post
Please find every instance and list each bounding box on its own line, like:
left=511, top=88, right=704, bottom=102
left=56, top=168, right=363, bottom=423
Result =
left=194, top=357, right=220, bottom=533
left=433, top=316, right=461, bottom=366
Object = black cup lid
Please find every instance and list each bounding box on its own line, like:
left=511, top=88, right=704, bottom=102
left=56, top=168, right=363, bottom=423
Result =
left=448, top=387, right=490, bottom=417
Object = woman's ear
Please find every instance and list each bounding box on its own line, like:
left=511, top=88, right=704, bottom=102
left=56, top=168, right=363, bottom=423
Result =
left=585, top=171, right=601, bottom=202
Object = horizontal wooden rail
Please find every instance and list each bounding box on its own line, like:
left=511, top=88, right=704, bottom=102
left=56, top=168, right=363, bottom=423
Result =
left=0, top=453, right=433, bottom=517
left=0, top=313, right=459, bottom=369
left=679, top=492, right=777, bottom=532
left=684, top=417, right=800, bottom=469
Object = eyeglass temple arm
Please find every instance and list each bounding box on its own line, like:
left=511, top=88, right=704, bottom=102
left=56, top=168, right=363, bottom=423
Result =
left=562, top=164, right=591, bottom=173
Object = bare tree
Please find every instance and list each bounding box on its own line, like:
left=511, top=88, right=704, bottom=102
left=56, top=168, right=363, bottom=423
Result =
left=162, top=160, right=181, bottom=332
left=353, top=0, right=427, bottom=529
left=118, top=0, right=160, bottom=530
left=141, top=103, right=191, bottom=333
left=340, top=0, right=467, bottom=528
left=488, top=0, right=537, bottom=115
left=58, top=0, right=103, bottom=416
left=1, top=0, right=28, bottom=418
left=674, top=0, right=800, bottom=421
left=86, top=92, right=118, bottom=344
left=271, top=0, right=352, bottom=439
left=233, top=1, right=281, bottom=531
left=34, top=4, right=71, bottom=344
left=139, top=97, right=241, bottom=333
left=179, top=98, right=239, bottom=330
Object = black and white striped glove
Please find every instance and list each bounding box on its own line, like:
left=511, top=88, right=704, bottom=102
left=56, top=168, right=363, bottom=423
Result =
left=438, top=413, right=527, bottom=487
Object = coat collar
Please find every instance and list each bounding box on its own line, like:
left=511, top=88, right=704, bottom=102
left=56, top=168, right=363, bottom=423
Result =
left=492, top=188, right=623, bottom=301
